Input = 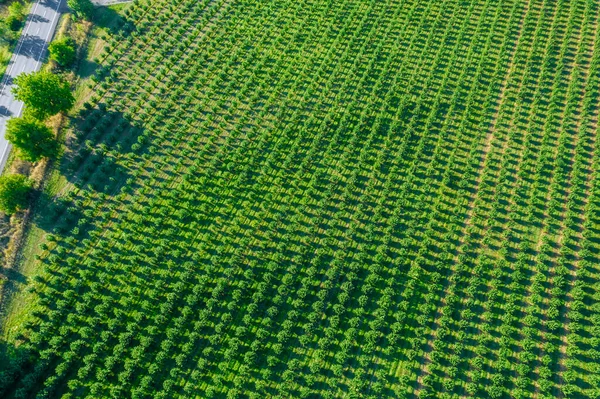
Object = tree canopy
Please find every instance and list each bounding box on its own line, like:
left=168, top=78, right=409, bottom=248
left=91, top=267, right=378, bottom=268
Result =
left=67, top=0, right=95, bottom=20
left=6, top=116, right=60, bottom=162
left=49, top=38, right=76, bottom=67
left=0, top=174, right=31, bottom=214
left=11, top=71, right=74, bottom=120
left=6, top=2, right=26, bottom=31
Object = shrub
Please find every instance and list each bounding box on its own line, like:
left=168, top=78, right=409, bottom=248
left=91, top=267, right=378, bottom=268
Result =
left=49, top=38, right=76, bottom=67
left=0, top=174, right=31, bottom=214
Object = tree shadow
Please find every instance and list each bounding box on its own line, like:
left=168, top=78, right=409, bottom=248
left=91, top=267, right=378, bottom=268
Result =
left=93, top=5, right=127, bottom=35
left=69, top=0, right=130, bottom=81
left=70, top=107, right=146, bottom=154
left=0, top=338, right=34, bottom=397
left=0, top=268, right=27, bottom=288
left=0, top=269, right=28, bottom=332
left=77, top=58, right=99, bottom=79
left=29, top=15, right=50, bottom=24
left=0, top=106, right=12, bottom=117
left=31, top=190, right=84, bottom=235
left=2, top=75, right=14, bottom=87
left=30, top=106, right=146, bottom=232
left=16, top=35, right=47, bottom=62
left=60, top=148, right=132, bottom=194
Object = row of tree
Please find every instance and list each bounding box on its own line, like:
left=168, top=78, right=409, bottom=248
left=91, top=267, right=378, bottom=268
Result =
left=0, top=71, right=74, bottom=214
left=0, top=0, right=95, bottom=214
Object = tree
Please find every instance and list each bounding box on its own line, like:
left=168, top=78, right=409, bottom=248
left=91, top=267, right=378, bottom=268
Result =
left=0, top=175, right=31, bottom=214
left=12, top=71, right=74, bottom=119
left=6, top=117, right=60, bottom=162
left=67, top=0, right=94, bottom=20
left=49, top=38, right=76, bottom=67
left=0, top=19, right=16, bottom=45
left=6, top=2, right=26, bottom=31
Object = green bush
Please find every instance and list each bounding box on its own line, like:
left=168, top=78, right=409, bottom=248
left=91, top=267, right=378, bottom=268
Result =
left=49, top=38, right=76, bottom=67
left=67, top=0, right=94, bottom=20
left=0, top=174, right=31, bottom=214
left=6, top=1, right=25, bottom=31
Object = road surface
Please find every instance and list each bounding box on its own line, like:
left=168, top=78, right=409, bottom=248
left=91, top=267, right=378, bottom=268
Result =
left=0, top=0, right=65, bottom=173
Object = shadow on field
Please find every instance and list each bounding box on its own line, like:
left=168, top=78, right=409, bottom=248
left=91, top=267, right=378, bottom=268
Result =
left=0, top=268, right=27, bottom=297
left=29, top=102, right=148, bottom=236
left=74, top=4, right=130, bottom=80
left=61, top=148, right=132, bottom=193
left=61, top=106, right=143, bottom=176
left=32, top=191, right=84, bottom=236
left=0, top=338, right=32, bottom=397
left=93, top=5, right=127, bottom=35
left=77, top=58, right=99, bottom=79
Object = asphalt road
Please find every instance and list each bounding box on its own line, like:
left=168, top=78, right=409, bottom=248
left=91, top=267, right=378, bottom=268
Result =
left=0, top=0, right=65, bottom=173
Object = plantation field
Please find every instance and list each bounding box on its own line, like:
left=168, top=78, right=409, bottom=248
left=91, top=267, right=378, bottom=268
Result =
left=2, top=0, right=600, bottom=398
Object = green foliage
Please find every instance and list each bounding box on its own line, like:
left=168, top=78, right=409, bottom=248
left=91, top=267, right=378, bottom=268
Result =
left=67, top=0, right=94, bottom=20
left=49, top=38, right=76, bottom=67
left=6, top=1, right=25, bottom=31
left=3, top=0, right=600, bottom=398
left=0, top=1, right=23, bottom=45
left=0, top=174, right=31, bottom=214
left=11, top=71, right=74, bottom=120
left=6, top=116, right=59, bottom=162
left=0, top=20, right=15, bottom=45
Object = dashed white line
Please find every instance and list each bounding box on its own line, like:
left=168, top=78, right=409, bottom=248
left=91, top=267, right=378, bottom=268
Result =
left=0, top=0, right=64, bottom=172
left=0, top=0, right=43, bottom=95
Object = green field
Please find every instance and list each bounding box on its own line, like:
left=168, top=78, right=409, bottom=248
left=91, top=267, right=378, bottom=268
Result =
left=1, top=0, right=600, bottom=397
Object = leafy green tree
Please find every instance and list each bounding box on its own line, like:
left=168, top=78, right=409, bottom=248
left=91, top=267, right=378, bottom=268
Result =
left=12, top=71, right=74, bottom=119
left=0, top=174, right=31, bottom=214
left=67, top=0, right=94, bottom=20
left=6, top=2, right=25, bottom=31
left=49, top=38, right=76, bottom=67
left=0, top=20, right=15, bottom=45
left=6, top=117, right=59, bottom=162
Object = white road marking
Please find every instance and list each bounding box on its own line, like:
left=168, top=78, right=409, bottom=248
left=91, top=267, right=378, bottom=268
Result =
left=0, top=0, right=43, bottom=94
left=37, top=0, right=63, bottom=71
left=0, top=0, right=64, bottom=172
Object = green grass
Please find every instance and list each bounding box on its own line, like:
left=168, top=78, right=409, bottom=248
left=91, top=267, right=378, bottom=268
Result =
left=1, top=0, right=600, bottom=398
